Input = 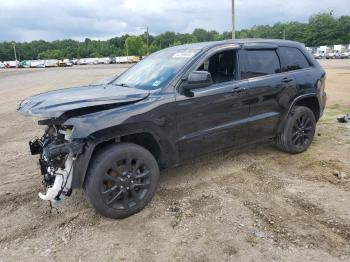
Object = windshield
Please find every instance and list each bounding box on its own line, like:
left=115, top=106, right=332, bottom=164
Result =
left=113, top=48, right=200, bottom=90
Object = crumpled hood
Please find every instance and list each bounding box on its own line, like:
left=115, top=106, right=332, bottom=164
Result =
left=18, top=84, right=149, bottom=119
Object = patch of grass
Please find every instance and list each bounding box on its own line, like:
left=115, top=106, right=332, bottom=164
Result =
left=321, top=106, right=350, bottom=123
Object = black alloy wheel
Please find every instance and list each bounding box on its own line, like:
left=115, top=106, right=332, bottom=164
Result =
left=290, top=112, right=314, bottom=150
left=276, top=106, right=316, bottom=154
left=84, top=143, right=159, bottom=219
left=101, top=157, right=151, bottom=210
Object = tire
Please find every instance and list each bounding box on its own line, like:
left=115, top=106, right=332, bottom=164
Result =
left=276, top=106, right=316, bottom=154
left=84, top=143, right=159, bottom=219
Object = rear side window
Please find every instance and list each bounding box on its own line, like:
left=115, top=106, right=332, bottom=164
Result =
left=279, top=47, right=310, bottom=72
left=241, top=50, right=281, bottom=79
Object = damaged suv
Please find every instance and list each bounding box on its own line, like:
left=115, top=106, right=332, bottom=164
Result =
left=18, top=40, right=326, bottom=219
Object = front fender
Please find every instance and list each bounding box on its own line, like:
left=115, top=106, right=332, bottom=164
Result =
left=66, top=93, right=178, bottom=188
left=71, top=124, right=178, bottom=188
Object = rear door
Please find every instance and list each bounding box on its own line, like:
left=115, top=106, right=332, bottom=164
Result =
left=277, top=46, right=325, bottom=113
left=240, top=48, right=297, bottom=141
left=278, top=46, right=315, bottom=92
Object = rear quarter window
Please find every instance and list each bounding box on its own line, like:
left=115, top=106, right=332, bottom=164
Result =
left=279, top=47, right=311, bottom=72
left=241, top=50, right=281, bottom=79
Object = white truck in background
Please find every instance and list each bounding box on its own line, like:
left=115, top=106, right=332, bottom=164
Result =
left=30, top=60, right=46, bottom=68
left=341, top=44, right=350, bottom=59
left=97, top=57, right=111, bottom=64
left=44, top=59, right=59, bottom=67
left=313, top=46, right=329, bottom=59
left=329, top=45, right=347, bottom=59
left=3, top=60, right=19, bottom=68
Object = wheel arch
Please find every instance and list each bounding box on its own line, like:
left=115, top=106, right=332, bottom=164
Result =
left=72, top=126, right=178, bottom=188
left=277, top=94, right=320, bottom=133
left=293, top=96, right=320, bottom=121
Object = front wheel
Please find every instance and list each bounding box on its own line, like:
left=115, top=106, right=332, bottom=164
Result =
left=276, top=106, right=316, bottom=154
left=84, top=143, right=159, bottom=219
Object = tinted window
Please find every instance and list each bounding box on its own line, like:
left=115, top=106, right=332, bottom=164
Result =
left=241, top=50, right=281, bottom=79
left=197, top=50, right=237, bottom=84
left=280, top=47, right=310, bottom=72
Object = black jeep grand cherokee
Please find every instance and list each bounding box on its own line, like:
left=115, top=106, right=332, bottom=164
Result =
left=18, top=39, right=326, bottom=219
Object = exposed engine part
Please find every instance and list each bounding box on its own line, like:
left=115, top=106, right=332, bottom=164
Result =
left=39, top=153, right=74, bottom=202
left=32, top=125, right=84, bottom=204
left=42, top=142, right=84, bottom=160
left=29, top=139, right=41, bottom=155
left=39, top=173, right=63, bottom=201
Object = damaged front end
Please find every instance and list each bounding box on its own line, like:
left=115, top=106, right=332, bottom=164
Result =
left=17, top=82, right=150, bottom=206
left=30, top=124, right=84, bottom=204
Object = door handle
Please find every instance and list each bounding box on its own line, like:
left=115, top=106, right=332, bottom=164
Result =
left=282, top=77, right=293, bottom=83
left=231, top=87, right=244, bottom=94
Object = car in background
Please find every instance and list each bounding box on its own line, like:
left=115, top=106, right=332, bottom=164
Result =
left=58, top=59, right=73, bottom=67
left=30, top=60, right=45, bottom=68
left=341, top=51, right=350, bottom=59
left=3, top=61, right=19, bottom=68
left=45, top=60, right=59, bottom=67
left=326, top=50, right=341, bottom=59
left=19, top=60, right=31, bottom=68
left=313, top=51, right=325, bottom=59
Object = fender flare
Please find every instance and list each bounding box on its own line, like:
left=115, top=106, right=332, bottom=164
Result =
left=276, top=93, right=319, bottom=133
left=71, top=125, right=178, bottom=188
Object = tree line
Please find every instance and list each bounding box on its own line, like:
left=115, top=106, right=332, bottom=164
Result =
left=0, top=12, right=349, bottom=61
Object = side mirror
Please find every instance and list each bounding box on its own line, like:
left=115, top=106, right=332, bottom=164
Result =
left=180, top=71, right=213, bottom=97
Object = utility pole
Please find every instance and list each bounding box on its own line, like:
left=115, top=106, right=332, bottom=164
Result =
left=137, top=26, right=150, bottom=55
left=146, top=26, right=149, bottom=55
left=231, top=0, right=235, bottom=39
left=280, top=29, right=286, bottom=40
left=12, top=42, right=18, bottom=68
left=126, top=40, right=129, bottom=64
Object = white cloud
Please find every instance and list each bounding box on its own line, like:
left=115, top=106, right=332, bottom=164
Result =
left=0, top=0, right=349, bottom=41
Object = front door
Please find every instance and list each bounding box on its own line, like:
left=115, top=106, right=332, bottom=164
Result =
left=175, top=48, right=251, bottom=161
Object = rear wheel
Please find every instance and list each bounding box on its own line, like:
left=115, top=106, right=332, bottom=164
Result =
left=84, top=143, right=159, bottom=219
left=276, top=106, right=316, bottom=154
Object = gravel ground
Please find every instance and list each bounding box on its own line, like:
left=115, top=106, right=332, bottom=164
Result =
left=0, top=61, right=349, bottom=262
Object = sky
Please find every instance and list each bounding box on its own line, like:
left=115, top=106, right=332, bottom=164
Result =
left=0, top=0, right=349, bottom=42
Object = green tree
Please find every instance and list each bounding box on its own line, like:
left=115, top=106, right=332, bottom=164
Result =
left=125, top=36, right=145, bottom=56
left=336, top=16, right=350, bottom=44
left=149, top=44, right=160, bottom=53
left=156, top=32, right=176, bottom=48
left=307, top=12, right=341, bottom=46
left=38, top=49, right=64, bottom=59
left=89, top=52, right=101, bottom=58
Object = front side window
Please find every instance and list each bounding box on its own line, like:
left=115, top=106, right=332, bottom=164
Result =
left=280, top=47, right=310, bottom=72
left=113, top=48, right=200, bottom=90
left=241, top=50, right=281, bottom=79
left=197, top=50, right=237, bottom=84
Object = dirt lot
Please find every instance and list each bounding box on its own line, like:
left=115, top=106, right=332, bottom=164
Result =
left=0, top=60, right=349, bottom=262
